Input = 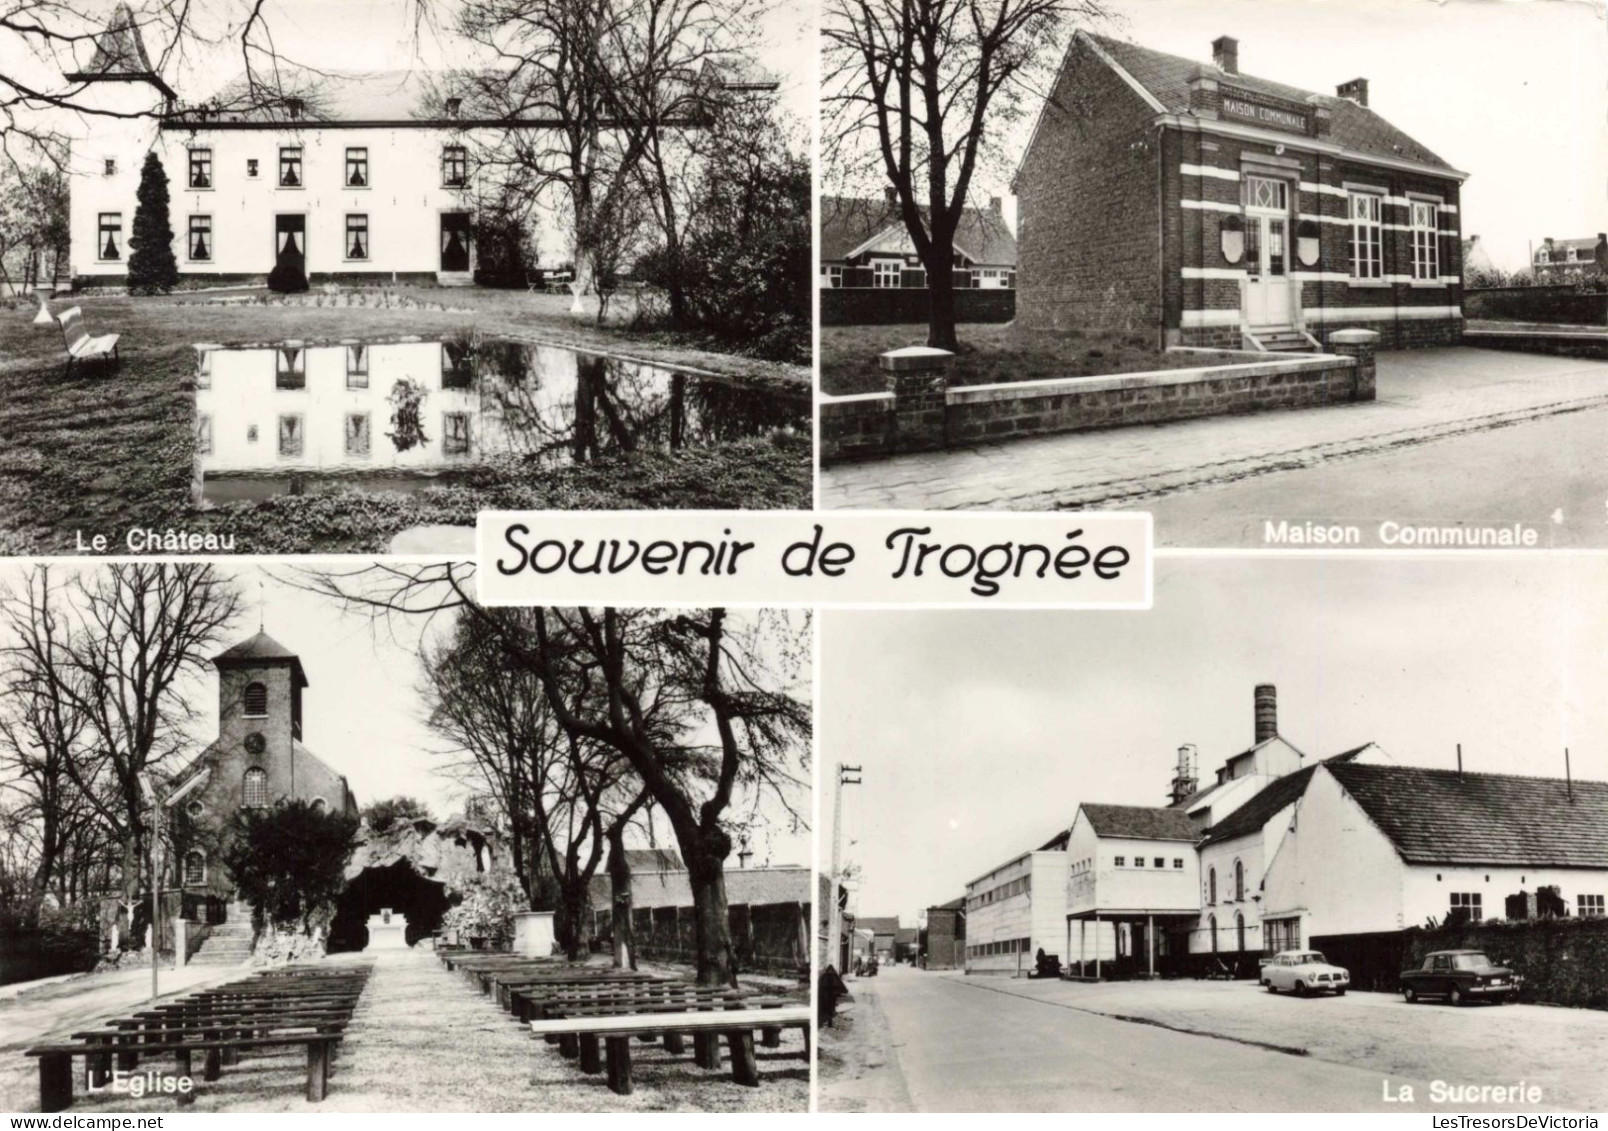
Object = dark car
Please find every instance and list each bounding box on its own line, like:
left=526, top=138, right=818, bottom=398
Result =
left=1400, top=949, right=1522, bottom=1005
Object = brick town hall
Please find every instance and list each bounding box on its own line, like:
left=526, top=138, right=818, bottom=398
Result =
left=1014, top=32, right=1466, bottom=352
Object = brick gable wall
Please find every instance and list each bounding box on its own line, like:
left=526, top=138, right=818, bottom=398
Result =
left=1015, top=36, right=1162, bottom=335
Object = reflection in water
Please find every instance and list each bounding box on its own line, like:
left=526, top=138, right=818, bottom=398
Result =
left=192, top=336, right=806, bottom=503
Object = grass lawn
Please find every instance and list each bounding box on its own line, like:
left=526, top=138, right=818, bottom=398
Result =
left=818, top=321, right=1218, bottom=397
left=0, top=290, right=809, bottom=554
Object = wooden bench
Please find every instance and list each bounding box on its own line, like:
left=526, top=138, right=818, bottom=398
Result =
left=23, top=964, right=371, bottom=1111
left=527, top=1006, right=812, bottom=1095
left=57, top=306, right=120, bottom=376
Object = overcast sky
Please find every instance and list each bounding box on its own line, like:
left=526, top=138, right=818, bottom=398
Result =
left=820, top=555, right=1608, bottom=926
left=972, top=0, right=1607, bottom=272
left=0, top=562, right=809, bottom=868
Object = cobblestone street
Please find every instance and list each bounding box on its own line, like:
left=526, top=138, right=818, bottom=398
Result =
left=820, top=349, right=1608, bottom=531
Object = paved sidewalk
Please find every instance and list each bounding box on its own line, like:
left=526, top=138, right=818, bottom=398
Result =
left=820, top=348, right=1608, bottom=512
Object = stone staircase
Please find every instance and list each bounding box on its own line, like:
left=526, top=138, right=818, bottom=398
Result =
left=1245, top=326, right=1322, bottom=354
left=188, top=902, right=255, bottom=967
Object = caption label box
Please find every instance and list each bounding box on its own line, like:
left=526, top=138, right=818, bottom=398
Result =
left=476, top=510, right=1152, bottom=608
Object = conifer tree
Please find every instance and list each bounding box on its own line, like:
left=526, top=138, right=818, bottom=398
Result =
left=126, top=152, right=178, bottom=295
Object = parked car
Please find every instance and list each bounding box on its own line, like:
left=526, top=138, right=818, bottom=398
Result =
left=1262, top=949, right=1350, bottom=996
left=1399, top=950, right=1522, bottom=1005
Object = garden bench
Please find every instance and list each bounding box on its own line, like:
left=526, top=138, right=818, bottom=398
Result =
left=527, top=1005, right=812, bottom=1095
left=56, top=306, right=120, bottom=377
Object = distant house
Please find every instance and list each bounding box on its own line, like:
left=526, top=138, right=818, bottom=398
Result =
left=855, top=915, right=901, bottom=962
left=1461, top=235, right=1496, bottom=284
left=1533, top=235, right=1606, bottom=283
left=924, top=897, right=967, bottom=969
left=819, top=193, right=1018, bottom=292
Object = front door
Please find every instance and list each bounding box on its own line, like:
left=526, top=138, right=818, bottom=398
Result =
left=1245, top=213, right=1292, bottom=327
left=275, top=215, right=306, bottom=271
left=1242, top=175, right=1292, bottom=328
left=440, top=212, right=471, bottom=272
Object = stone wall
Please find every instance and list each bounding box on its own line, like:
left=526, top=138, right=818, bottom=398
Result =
left=1464, top=328, right=1608, bottom=360
left=820, top=287, right=1015, bottom=326
left=820, top=348, right=1369, bottom=463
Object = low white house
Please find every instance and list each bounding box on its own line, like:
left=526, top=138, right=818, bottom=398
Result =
left=1262, top=761, right=1608, bottom=947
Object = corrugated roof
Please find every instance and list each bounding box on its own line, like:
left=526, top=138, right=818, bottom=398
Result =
left=1327, top=762, right=1608, bottom=868
left=1080, top=803, right=1199, bottom=842
left=1086, top=33, right=1457, bottom=173
left=1198, top=746, right=1370, bottom=848
left=820, top=195, right=1018, bottom=266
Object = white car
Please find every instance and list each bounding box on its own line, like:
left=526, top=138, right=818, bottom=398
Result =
left=1262, top=949, right=1350, bottom=996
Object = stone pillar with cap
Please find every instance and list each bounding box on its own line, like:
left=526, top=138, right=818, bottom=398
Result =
left=1327, top=328, right=1380, bottom=402
left=880, top=346, right=953, bottom=452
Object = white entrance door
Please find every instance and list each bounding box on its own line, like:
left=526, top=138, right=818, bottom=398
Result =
left=1242, top=176, right=1293, bottom=328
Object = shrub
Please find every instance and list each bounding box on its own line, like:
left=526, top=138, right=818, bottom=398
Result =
left=126, top=153, right=178, bottom=295
left=363, top=796, right=431, bottom=835
left=266, top=244, right=309, bottom=293
left=221, top=800, right=359, bottom=931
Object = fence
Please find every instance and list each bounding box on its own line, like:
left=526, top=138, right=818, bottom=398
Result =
left=820, top=286, right=1016, bottom=326
left=1464, top=286, right=1608, bottom=327
left=592, top=899, right=810, bottom=975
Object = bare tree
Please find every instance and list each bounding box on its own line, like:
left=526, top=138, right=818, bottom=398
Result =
left=0, top=563, right=239, bottom=934
left=292, top=563, right=810, bottom=986
left=822, top=0, right=1113, bottom=349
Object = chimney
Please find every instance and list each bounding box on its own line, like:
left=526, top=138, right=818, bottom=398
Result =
left=988, top=196, right=1003, bottom=216
left=1212, top=36, right=1238, bottom=76
left=1254, top=684, right=1277, bottom=744
left=738, top=847, right=753, bottom=869
left=1336, top=78, right=1369, bottom=107
left=1169, top=743, right=1199, bottom=806
left=884, top=185, right=897, bottom=205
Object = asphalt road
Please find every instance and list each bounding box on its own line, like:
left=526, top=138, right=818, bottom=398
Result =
left=1146, top=400, right=1608, bottom=548
left=832, top=967, right=1558, bottom=1113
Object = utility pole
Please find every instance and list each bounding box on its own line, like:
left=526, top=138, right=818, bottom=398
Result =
left=828, top=763, right=861, bottom=974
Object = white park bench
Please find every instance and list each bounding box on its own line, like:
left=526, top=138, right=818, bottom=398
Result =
left=57, top=306, right=120, bottom=376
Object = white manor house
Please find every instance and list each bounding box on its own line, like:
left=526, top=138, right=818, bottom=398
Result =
left=59, top=3, right=751, bottom=290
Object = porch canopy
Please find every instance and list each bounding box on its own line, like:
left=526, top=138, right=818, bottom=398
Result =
left=1065, top=909, right=1199, bottom=981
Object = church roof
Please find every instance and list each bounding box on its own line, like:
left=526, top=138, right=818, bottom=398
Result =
left=213, top=631, right=308, bottom=687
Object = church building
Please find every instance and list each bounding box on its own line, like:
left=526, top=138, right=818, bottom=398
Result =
left=170, top=630, right=357, bottom=900
left=1013, top=32, right=1467, bottom=352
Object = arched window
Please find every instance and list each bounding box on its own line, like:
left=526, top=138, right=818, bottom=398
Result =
left=243, top=768, right=268, bottom=808
left=183, top=850, right=206, bottom=886
left=1209, top=914, right=1218, bottom=953
left=1234, top=859, right=1245, bottom=902
left=1208, top=866, right=1217, bottom=905
left=1235, top=912, right=1246, bottom=952
left=310, top=797, right=327, bottom=814
left=243, top=682, right=268, bottom=717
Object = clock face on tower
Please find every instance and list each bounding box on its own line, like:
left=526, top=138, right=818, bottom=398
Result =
left=244, top=732, right=266, bottom=755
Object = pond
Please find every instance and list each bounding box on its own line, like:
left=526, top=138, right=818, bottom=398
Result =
left=192, top=336, right=808, bottom=504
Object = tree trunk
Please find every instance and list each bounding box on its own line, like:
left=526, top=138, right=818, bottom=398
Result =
left=684, top=831, right=737, bottom=988
left=605, top=826, right=636, bottom=971
left=926, top=239, right=959, bottom=352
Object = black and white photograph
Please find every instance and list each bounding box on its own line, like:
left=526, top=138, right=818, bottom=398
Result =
left=0, top=0, right=812, bottom=555
left=818, top=0, right=1608, bottom=551
left=817, top=556, right=1608, bottom=1112
left=0, top=560, right=813, bottom=1112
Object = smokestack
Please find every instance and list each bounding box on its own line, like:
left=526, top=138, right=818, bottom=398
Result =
left=1456, top=743, right=1463, bottom=778
left=1336, top=78, right=1369, bottom=107
left=1254, top=684, right=1277, bottom=744
left=1212, top=36, right=1239, bottom=76
left=1169, top=743, right=1198, bottom=805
